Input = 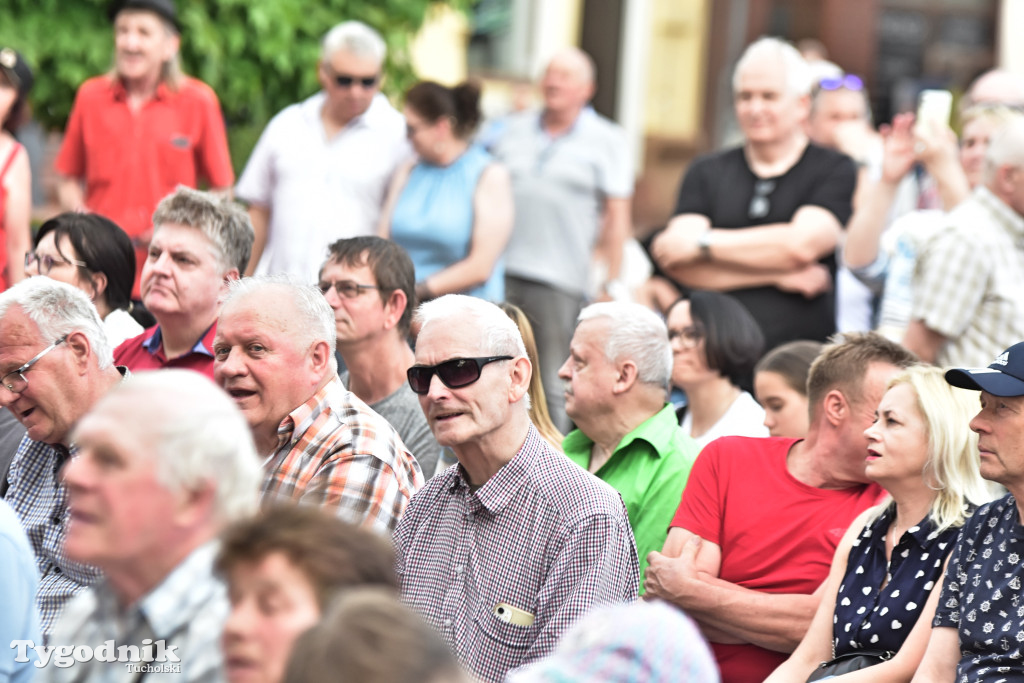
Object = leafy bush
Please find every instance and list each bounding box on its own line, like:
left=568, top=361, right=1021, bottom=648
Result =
left=3, top=0, right=465, bottom=171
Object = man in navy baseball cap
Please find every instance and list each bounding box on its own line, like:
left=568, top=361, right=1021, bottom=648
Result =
left=916, top=343, right=1024, bottom=680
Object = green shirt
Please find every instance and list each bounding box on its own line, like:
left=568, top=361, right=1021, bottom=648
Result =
left=563, top=404, right=698, bottom=590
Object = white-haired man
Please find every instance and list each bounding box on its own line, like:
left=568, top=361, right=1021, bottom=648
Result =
left=42, top=371, right=261, bottom=682
left=236, top=21, right=409, bottom=282
left=114, top=186, right=254, bottom=379
left=55, top=0, right=234, bottom=292
left=651, top=36, right=857, bottom=351
left=0, top=279, right=128, bottom=637
left=903, top=117, right=1024, bottom=367
left=558, top=302, right=698, bottom=588
left=491, top=47, right=633, bottom=433
left=395, top=294, right=639, bottom=683
left=213, top=276, right=422, bottom=534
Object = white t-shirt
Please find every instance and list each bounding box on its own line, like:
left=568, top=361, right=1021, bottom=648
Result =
left=103, top=308, right=144, bottom=348
left=236, top=92, right=410, bottom=283
left=681, top=391, right=768, bottom=451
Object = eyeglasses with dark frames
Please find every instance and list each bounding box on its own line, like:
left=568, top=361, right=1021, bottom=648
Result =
left=25, top=252, right=88, bottom=276
left=748, top=179, right=776, bottom=220
left=667, top=326, right=703, bottom=349
left=407, top=356, right=514, bottom=395
left=318, top=280, right=381, bottom=299
left=1, top=335, right=69, bottom=394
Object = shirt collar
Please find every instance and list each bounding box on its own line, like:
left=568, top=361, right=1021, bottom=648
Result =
left=879, top=502, right=940, bottom=551
left=563, top=403, right=680, bottom=466
left=110, top=77, right=172, bottom=103
left=274, top=376, right=340, bottom=453
left=138, top=542, right=222, bottom=639
left=974, top=185, right=1024, bottom=239
left=142, top=323, right=217, bottom=360
left=450, top=424, right=544, bottom=515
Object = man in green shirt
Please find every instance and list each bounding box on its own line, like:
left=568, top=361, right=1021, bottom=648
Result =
left=559, top=301, right=698, bottom=586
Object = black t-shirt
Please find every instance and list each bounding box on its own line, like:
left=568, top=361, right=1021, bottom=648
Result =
left=673, top=143, right=856, bottom=349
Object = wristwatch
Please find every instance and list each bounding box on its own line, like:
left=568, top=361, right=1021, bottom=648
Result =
left=697, top=230, right=713, bottom=261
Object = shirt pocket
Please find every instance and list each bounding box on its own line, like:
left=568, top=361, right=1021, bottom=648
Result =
left=473, top=602, right=537, bottom=652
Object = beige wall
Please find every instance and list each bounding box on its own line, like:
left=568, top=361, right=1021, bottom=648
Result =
left=411, top=5, right=469, bottom=84
left=645, top=0, right=709, bottom=142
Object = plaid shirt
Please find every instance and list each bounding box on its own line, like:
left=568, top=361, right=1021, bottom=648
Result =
left=394, top=425, right=639, bottom=683
left=913, top=186, right=1024, bottom=367
left=43, top=542, right=227, bottom=683
left=6, top=437, right=102, bottom=639
left=261, top=376, right=423, bottom=534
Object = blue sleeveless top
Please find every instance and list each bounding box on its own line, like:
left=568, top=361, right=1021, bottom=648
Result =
left=832, top=503, right=960, bottom=656
left=390, top=144, right=504, bottom=301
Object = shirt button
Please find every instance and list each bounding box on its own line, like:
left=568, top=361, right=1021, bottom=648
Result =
left=444, top=619, right=453, bottom=627
left=454, top=564, right=464, bottom=574
left=51, top=514, right=62, bottom=525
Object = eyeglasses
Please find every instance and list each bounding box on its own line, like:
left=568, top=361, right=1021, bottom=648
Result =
left=818, top=74, right=864, bottom=92
left=1, top=335, right=68, bottom=394
left=407, top=356, right=513, bottom=395
left=25, top=252, right=88, bottom=275
left=748, top=179, right=776, bottom=220
left=318, top=280, right=380, bottom=299
left=668, top=326, right=703, bottom=349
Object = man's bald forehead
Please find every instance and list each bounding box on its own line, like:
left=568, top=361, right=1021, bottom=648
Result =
left=968, top=69, right=1024, bottom=107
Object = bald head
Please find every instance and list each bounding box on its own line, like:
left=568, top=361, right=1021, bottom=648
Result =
left=967, top=69, right=1024, bottom=108
left=541, top=47, right=596, bottom=116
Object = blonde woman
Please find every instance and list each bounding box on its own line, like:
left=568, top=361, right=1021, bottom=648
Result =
left=765, top=365, right=993, bottom=682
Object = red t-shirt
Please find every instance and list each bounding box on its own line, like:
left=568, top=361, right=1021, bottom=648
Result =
left=55, top=75, right=234, bottom=294
left=670, top=436, right=885, bottom=683
left=113, top=323, right=216, bottom=380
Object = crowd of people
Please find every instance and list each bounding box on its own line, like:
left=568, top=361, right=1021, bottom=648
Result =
left=3, top=1, right=1024, bottom=682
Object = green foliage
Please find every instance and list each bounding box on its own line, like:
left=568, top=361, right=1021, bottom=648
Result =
left=2, top=0, right=467, bottom=171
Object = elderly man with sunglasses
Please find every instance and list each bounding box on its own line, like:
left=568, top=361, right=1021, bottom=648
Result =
left=213, top=276, right=422, bottom=534
left=0, top=278, right=129, bottom=638
left=395, top=294, right=639, bottom=683
left=651, top=36, right=856, bottom=352
left=236, top=21, right=409, bottom=283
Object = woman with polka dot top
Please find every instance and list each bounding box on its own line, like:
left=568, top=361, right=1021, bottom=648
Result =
left=765, top=365, right=996, bottom=682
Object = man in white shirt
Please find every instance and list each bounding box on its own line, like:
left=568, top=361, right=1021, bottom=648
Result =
left=236, top=21, right=408, bottom=283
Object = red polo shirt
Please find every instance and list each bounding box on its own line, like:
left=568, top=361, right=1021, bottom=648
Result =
left=55, top=75, right=235, bottom=293
left=113, top=322, right=217, bottom=380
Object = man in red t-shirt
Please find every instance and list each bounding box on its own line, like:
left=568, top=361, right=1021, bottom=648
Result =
left=114, top=187, right=252, bottom=379
left=54, top=0, right=234, bottom=294
left=645, top=333, right=916, bottom=683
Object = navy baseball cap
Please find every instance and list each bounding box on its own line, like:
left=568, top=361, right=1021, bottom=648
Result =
left=945, top=341, right=1024, bottom=397
left=110, top=0, right=181, bottom=33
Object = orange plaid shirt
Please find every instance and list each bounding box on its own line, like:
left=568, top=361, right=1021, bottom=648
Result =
left=261, top=376, right=423, bottom=533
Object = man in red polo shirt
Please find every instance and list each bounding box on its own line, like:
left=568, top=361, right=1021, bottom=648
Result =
left=54, top=0, right=234, bottom=294
left=114, top=186, right=252, bottom=379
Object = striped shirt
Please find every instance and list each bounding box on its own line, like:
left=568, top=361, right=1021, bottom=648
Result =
left=261, top=375, right=423, bottom=534
left=913, top=186, right=1024, bottom=367
left=43, top=542, right=227, bottom=683
left=6, top=437, right=102, bottom=639
left=394, top=425, right=639, bottom=683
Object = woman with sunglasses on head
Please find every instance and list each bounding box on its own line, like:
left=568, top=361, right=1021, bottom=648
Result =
left=667, top=291, right=768, bottom=450
left=379, top=81, right=513, bottom=303
left=764, top=365, right=994, bottom=683
left=26, top=213, right=146, bottom=346
left=0, top=48, right=34, bottom=292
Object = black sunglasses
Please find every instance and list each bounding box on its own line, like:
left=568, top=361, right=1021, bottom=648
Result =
left=748, top=179, right=776, bottom=220
left=334, top=74, right=378, bottom=88
left=407, top=356, right=513, bottom=395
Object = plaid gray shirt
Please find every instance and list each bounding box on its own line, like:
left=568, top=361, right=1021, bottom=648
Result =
left=394, top=425, right=639, bottom=683
left=6, top=437, right=102, bottom=638
left=42, top=542, right=227, bottom=683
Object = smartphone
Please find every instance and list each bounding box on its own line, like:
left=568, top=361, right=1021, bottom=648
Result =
left=915, top=89, right=953, bottom=135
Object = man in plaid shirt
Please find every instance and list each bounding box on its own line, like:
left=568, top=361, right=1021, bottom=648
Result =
left=395, top=295, right=639, bottom=683
left=0, top=279, right=129, bottom=638
left=214, top=276, right=422, bottom=534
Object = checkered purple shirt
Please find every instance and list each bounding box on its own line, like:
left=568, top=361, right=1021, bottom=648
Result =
left=394, top=425, right=639, bottom=683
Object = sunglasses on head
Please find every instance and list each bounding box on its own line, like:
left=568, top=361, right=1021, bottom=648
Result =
left=818, top=74, right=864, bottom=92
left=407, top=356, right=513, bottom=395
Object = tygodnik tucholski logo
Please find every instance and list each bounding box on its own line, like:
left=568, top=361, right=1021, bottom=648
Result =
left=11, top=639, right=182, bottom=672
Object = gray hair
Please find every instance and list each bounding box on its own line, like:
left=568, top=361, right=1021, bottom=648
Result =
left=152, top=186, right=254, bottom=275
left=732, top=37, right=813, bottom=97
left=321, top=21, right=386, bottom=65
left=984, top=115, right=1024, bottom=182
left=222, top=276, right=337, bottom=368
left=95, top=370, right=260, bottom=524
left=415, top=295, right=527, bottom=359
left=0, top=278, right=112, bottom=369
left=577, top=302, right=672, bottom=391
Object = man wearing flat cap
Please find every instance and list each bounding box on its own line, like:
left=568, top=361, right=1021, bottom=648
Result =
left=913, top=342, right=1024, bottom=682
left=55, top=0, right=234, bottom=295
